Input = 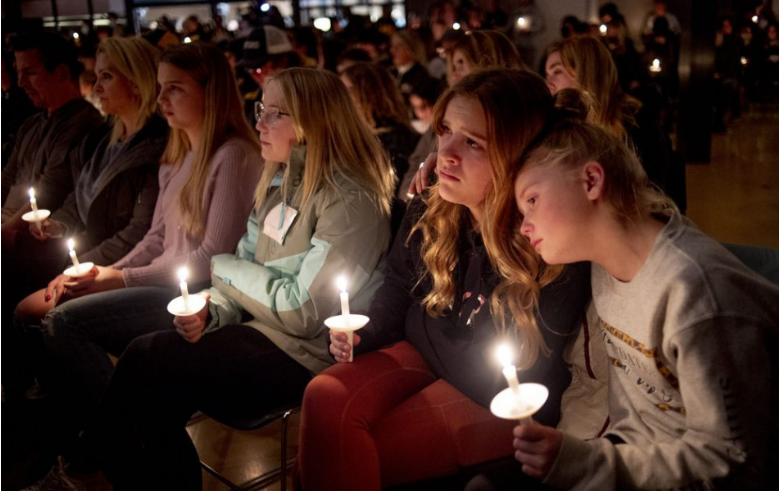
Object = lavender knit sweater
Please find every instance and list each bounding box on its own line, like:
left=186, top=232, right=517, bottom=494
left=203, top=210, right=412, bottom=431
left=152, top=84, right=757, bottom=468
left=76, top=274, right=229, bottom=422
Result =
left=112, top=137, right=261, bottom=287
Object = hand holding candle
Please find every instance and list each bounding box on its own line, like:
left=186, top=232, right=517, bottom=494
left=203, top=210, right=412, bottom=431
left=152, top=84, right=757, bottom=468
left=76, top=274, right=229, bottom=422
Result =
left=323, top=275, right=369, bottom=363
left=166, top=265, right=206, bottom=316
left=22, top=188, right=50, bottom=230
left=61, top=238, right=95, bottom=278
left=489, top=342, right=549, bottom=422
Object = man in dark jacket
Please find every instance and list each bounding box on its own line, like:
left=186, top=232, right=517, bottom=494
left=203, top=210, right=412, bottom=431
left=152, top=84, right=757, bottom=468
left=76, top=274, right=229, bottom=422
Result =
left=1, top=32, right=103, bottom=232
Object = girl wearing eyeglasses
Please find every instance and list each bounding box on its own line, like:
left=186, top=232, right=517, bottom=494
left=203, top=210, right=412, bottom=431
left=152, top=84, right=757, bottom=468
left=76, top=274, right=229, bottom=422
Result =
left=51, top=67, right=394, bottom=490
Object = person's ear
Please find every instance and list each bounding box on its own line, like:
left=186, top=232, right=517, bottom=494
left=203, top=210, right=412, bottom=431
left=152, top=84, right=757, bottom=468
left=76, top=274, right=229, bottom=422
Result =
left=582, top=161, right=605, bottom=201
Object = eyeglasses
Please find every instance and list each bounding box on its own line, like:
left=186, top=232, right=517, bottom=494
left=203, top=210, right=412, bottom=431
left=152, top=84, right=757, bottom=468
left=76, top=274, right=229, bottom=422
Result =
left=255, top=101, right=291, bottom=126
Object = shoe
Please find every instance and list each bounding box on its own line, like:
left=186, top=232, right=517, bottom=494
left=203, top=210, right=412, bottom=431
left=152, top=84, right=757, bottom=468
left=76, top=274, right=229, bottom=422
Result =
left=23, top=457, right=85, bottom=491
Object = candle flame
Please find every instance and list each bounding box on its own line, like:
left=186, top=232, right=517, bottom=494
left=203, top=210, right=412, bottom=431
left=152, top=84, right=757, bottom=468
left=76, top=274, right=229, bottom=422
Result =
left=29, top=187, right=35, bottom=200
left=653, top=59, right=660, bottom=67
left=178, top=266, right=189, bottom=283
left=599, top=24, right=607, bottom=35
left=497, top=344, right=513, bottom=367
left=67, top=238, right=75, bottom=251
left=336, top=275, right=348, bottom=293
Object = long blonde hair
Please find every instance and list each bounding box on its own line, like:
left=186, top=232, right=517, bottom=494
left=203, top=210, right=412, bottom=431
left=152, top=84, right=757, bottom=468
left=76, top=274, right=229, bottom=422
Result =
left=254, top=68, right=394, bottom=217
left=414, top=68, right=563, bottom=368
left=159, top=43, right=259, bottom=239
left=342, top=62, right=412, bottom=131
left=452, top=30, right=527, bottom=72
left=96, top=37, right=160, bottom=144
left=555, top=37, right=640, bottom=138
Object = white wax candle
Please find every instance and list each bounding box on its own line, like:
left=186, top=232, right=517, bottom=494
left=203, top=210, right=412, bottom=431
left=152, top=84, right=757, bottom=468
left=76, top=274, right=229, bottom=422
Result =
left=29, top=188, right=42, bottom=230
left=29, top=188, right=39, bottom=216
left=337, top=276, right=350, bottom=325
left=67, top=238, right=80, bottom=270
left=178, top=267, right=190, bottom=311
left=497, top=344, right=521, bottom=395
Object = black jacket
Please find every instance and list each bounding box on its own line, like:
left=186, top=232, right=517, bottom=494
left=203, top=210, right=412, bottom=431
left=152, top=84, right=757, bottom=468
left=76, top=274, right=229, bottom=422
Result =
left=355, top=198, right=591, bottom=423
left=51, top=114, right=169, bottom=266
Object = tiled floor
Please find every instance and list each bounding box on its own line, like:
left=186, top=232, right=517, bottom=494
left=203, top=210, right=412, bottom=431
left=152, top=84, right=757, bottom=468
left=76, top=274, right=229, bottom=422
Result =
left=2, top=104, right=777, bottom=492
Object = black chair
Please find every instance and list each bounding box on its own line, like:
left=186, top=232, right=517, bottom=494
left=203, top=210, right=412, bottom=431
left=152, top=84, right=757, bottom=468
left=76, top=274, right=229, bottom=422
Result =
left=198, top=402, right=301, bottom=490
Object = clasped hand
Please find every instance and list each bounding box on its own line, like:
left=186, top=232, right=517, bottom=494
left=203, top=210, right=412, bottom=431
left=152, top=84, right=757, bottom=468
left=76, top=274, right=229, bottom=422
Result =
left=329, top=330, right=361, bottom=364
left=45, top=265, right=124, bottom=304
left=512, top=421, right=563, bottom=479
left=172, top=293, right=211, bottom=344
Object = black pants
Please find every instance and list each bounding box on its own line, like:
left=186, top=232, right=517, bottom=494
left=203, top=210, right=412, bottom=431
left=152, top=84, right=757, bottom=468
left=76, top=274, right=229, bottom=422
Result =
left=82, top=324, right=313, bottom=490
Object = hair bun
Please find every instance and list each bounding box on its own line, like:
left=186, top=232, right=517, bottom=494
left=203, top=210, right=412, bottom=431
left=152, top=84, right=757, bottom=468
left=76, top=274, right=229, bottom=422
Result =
left=551, top=88, right=590, bottom=123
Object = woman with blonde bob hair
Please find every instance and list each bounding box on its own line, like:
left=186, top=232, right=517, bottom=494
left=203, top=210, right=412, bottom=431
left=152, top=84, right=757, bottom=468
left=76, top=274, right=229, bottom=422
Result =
left=298, top=68, right=591, bottom=490
left=504, top=107, right=776, bottom=490
left=61, top=67, right=394, bottom=490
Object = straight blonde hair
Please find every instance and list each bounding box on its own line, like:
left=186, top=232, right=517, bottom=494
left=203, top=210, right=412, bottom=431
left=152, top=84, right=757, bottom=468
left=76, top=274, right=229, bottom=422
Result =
left=159, top=43, right=259, bottom=239
left=415, top=68, right=563, bottom=369
left=254, top=68, right=393, bottom=217
left=96, top=37, right=160, bottom=144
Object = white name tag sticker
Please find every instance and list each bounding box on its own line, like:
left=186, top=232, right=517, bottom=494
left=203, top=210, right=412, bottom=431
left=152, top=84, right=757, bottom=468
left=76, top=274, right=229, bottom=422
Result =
left=262, top=202, right=298, bottom=244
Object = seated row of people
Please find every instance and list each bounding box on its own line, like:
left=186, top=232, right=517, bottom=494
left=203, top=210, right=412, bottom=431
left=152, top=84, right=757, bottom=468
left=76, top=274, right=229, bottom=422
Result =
left=2, top=31, right=776, bottom=491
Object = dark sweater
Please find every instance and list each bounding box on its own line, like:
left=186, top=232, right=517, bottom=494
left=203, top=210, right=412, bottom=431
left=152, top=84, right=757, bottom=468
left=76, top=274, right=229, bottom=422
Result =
left=51, top=114, right=168, bottom=266
left=355, top=198, right=591, bottom=423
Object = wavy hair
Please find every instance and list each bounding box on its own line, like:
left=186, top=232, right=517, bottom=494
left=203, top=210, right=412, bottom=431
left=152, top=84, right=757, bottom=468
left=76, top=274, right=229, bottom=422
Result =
left=413, top=68, right=563, bottom=369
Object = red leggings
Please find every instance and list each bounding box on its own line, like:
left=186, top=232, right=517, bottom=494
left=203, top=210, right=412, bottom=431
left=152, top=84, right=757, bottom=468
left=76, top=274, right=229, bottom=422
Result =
left=297, top=342, right=515, bottom=490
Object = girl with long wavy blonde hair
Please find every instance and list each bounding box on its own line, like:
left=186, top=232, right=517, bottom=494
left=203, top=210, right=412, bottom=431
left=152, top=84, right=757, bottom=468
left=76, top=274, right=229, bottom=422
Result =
left=298, top=69, right=591, bottom=490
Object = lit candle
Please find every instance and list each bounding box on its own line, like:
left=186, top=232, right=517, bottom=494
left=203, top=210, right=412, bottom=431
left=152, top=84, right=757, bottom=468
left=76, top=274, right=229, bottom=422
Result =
left=67, top=238, right=80, bottom=271
left=599, top=24, right=607, bottom=35
left=28, top=188, right=42, bottom=230
left=516, top=16, right=527, bottom=29
left=650, top=58, right=662, bottom=73
left=497, top=344, right=521, bottom=395
left=178, top=266, right=190, bottom=311
left=337, top=275, right=350, bottom=325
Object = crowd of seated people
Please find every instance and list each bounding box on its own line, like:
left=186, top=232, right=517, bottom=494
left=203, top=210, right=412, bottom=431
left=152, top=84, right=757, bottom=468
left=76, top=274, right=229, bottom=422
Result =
left=1, top=1, right=778, bottom=490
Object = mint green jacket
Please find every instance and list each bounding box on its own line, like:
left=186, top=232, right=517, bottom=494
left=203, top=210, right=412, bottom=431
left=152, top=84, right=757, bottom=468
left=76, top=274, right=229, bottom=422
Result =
left=203, top=151, right=390, bottom=374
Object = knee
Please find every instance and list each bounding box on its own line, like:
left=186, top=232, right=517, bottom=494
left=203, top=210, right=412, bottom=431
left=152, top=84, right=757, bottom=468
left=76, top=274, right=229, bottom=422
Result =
left=14, top=291, right=50, bottom=327
left=302, top=373, right=351, bottom=415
